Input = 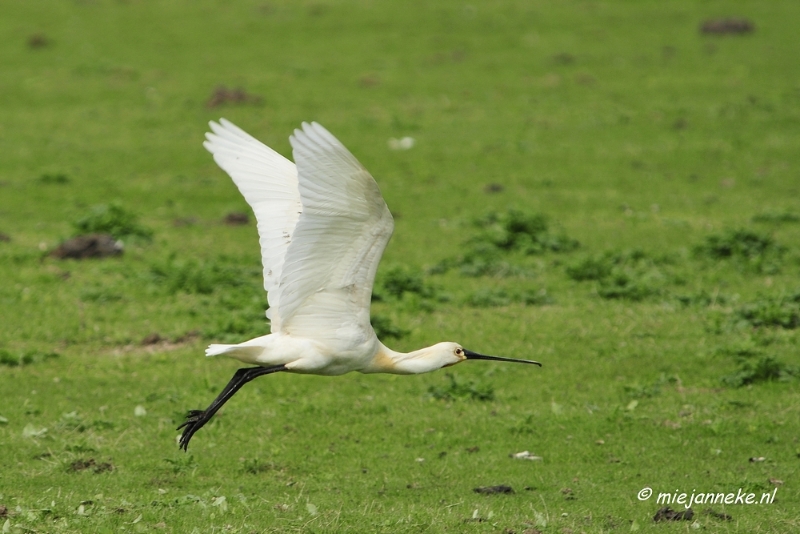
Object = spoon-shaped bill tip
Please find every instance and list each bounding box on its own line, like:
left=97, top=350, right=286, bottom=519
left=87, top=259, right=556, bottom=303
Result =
left=463, top=349, right=542, bottom=367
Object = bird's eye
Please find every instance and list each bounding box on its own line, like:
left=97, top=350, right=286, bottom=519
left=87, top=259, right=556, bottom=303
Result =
left=455, top=348, right=463, bottom=355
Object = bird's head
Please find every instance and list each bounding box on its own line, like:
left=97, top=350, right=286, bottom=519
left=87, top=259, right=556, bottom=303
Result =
left=429, top=342, right=542, bottom=370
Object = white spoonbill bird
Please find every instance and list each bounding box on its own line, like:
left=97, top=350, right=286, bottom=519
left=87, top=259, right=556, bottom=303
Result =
left=178, top=120, right=542, bottom=450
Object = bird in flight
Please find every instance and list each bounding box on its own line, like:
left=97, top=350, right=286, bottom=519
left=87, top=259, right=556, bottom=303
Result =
left=178, top=120, right=542, bottom=450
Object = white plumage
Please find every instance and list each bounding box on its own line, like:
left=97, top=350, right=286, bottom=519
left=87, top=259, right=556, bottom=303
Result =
left=178, top=120, right=540, bottom=451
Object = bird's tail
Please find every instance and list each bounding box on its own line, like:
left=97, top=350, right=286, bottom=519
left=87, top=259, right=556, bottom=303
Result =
left=205, top=343, right=265, bottom=364
left=205, top=344, right=238, bottom=357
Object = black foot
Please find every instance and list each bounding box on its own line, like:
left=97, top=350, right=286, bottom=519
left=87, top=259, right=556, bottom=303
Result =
left=177, top=409, right=208, bottom=451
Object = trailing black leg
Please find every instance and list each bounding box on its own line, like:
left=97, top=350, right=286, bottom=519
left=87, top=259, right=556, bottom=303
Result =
left=178, top=364, right=287, bottom=451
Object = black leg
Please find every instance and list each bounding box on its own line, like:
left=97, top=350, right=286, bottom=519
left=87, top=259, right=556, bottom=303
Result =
left=177, top=364, right=287, bottom=451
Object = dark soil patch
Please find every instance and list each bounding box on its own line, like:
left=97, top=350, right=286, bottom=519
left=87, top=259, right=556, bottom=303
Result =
left=653, top=507, right=694, bottom=521
left=28, top=33, right=51, bottom=48
left=141, top=333, right=164, bottom=345
left=206, top=86, right=262, bottom=108
left=703, top=508, right=733, bottom=521
left=473, top=485, right=515, bottom=495
left=51, top=234, right=122, bottom=260
left=484, top=183, right=504, bottom=193
left=700, top=18, right=754, bottom=35
left=223, top=212, right=249, bottom=225
left=0, top=233, right=10, bottom=242
left=69, top=458, right=114, bottom=473
left=173, top=330, right=201, bottom=343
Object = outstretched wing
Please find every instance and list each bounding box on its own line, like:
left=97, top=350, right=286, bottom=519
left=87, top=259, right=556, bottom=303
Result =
left=203, top=119, right=301, bottom=332
left=276, top=122, right=394, bottom=342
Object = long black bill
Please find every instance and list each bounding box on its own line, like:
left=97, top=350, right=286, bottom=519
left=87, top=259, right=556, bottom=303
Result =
left=464, top=349, right=542, bottom=367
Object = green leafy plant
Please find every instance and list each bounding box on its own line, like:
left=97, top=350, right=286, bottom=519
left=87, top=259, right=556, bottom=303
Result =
left=0, top=349, right=59, bottom=367
left=566, top=249, right=667, bottom=301
left=733, top=292, right=800, bottom=329
left=38, top=173, right=70, bottom=184
left=370, top=314, right=408, bottom=340
left=148, top=257, right=255, bottom=295
left=378, top=266, right=434, bottom=299
left=752, top=209, right=800, bottom=224
left=433, top=209, right=577, bottom=277
left=73, top=203, right=153, bottom=240
left=722, top=355, right=798, bottom=387
left=694, top=228, right=785, bottom=273
left=469, top=209, right=578, bottom=254
left=428, top=373, right=495, bottom=401
left=464, top=287, right=553, bottom=307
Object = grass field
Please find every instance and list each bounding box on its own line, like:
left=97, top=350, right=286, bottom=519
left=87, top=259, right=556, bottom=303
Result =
left=2, top=1, right=799, bottom=532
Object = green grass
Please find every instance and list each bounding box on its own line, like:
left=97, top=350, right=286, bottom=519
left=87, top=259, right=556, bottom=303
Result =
left=2, top=0, right=800, bottom=532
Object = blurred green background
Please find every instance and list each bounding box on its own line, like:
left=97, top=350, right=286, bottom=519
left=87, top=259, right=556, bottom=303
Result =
left=1, top=1, right=799, bottom=532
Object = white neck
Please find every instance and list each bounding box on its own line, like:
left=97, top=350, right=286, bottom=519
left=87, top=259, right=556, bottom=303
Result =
left=361, top=342, right=444, bottom=375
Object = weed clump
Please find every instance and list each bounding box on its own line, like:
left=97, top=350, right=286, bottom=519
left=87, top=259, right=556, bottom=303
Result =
left=73, top=203, right=153, bottom=241
left=370, top=314, right=408, bottom=340
left=623, top=374, right=679, bottom=399
left=148, top=257, right=254, bottom=295
left=377, top=266, right=435, bottom=300
left=566, top=249, right=667, bottom=301
left=164, top=455, right=198, bottom=474
left=465, top=287, right=553, bottom=307
left=373, top=265, right=449, bottom=314
left=733, top=292, right=800, bottom=329
left=596, top=272, right=660, bottom=301
left=721, top=353, right=798, bottom=387
left=434, top=209, right=577, bottom=277
left=428, top=373, right=494, bottom=401
left=206, top=314, right=266, bottom=342
left=0, top=349, right=59, bottom=367
left=675, top=290, right=729, bottom=307
left=432, top=242, right=525, bottom=277
left=752, top=209, right=800, bottom=225
left=38, top=173, right=70, bottom=184
left=694, top=228, right=785, bottom=273
left=241, top=458, right=281, bottom=474
left=469, top=210, right=578, bottom=255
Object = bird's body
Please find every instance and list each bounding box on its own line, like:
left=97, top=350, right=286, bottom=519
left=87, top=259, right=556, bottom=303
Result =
left=178, top=119, right=541, bottom=450
left=207, top=335, right=471, bottom=376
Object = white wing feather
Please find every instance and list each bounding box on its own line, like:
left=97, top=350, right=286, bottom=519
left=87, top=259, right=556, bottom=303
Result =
left=277, top=122, right=394, bottom=342
left=203, top=119, right=301, bottom=331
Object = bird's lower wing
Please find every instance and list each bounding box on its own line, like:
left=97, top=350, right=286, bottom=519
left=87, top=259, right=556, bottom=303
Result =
left=276, top=122, right=394, bottom=342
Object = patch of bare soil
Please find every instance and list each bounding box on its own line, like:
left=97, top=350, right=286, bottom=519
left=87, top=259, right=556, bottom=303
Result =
left=69, top=458, right=114, bottom=473
left=700, top=18, right=754, bottom=35
left=653, top=507, right=693, bottom=521
left=51, top=234, right=122, bottom=259
left=473, top=485, right=515, bottom=495
left=224, top=212, right=249, bottom=225
left=28, top=33, right=51, bottom=48
left=206, top=86, right=263, bottom=108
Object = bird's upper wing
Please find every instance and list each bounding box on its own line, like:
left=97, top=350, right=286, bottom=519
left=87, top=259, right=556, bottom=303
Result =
left=276, top=122, right=394, bottom=342
left=203, top=119, right=301, bottom=331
